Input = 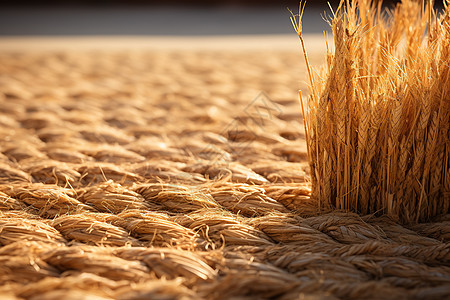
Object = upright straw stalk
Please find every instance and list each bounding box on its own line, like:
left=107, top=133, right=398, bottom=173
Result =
left=293, top=0, right=450, bottom=223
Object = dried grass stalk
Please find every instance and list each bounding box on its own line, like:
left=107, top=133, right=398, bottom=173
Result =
left=294, top=0, right=450, bottom=223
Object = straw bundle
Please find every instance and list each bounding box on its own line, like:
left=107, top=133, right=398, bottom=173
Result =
left=294, top=0, right=450, bottom=222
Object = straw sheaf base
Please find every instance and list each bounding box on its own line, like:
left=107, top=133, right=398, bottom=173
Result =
left=0, top=50, right=449, bottom=299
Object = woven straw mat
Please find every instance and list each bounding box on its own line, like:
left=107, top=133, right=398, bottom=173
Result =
left=0, top=50, right=449, bottom=300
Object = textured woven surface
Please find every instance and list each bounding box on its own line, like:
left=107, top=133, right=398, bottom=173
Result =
left=0, top=50, right=449, bottom=299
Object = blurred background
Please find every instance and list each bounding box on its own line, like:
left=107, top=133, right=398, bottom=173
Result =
left=0, top=0, right=374, bottom=36
left=0, top=1, right=441, bottom=36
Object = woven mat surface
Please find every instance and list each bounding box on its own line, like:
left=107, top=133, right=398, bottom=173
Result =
left=0, top=49, right=449, bottom=300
